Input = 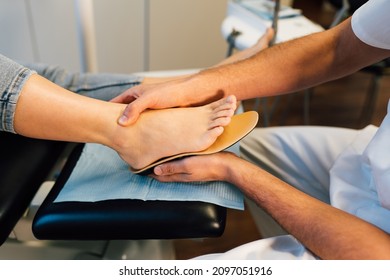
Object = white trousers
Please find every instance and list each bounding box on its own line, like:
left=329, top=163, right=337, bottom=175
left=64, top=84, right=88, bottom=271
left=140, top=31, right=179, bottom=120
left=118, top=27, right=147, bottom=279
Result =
left=197, top=125, right=365, bottom=259
left=240, top=125, right=361, bottom=238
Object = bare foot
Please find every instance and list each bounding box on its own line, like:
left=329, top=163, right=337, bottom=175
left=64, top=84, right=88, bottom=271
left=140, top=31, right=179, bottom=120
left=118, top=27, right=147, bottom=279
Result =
left=251, top=27, right=275, bottom=53
left=214, top=28, right=275, bottom=67
left=115, top=95, right=237, bottom=170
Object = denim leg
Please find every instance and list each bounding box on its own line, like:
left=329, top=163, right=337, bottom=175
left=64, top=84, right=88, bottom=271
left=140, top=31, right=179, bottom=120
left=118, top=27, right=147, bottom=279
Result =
left=23, top=62, right=143, bottom=101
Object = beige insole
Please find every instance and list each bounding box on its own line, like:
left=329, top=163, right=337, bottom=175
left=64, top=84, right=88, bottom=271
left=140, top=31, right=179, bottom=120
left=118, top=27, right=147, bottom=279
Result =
left=131, top=111, right=259, bottom=174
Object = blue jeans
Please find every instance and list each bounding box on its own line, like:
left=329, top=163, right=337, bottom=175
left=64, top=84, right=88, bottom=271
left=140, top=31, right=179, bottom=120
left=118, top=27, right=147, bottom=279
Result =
left=24, top=63, right=143, bottom=101
left=1, top=58, right=143, bottom=133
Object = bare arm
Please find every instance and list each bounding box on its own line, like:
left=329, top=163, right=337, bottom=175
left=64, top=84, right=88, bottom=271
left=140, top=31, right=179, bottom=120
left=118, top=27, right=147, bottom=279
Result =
left=227, top=155, right=390, bottom=260
left=111, top=29, right=274, bottom=103
left=183, top=18, right=390, bottom=103
left=152, top=153, right=390, bottom=259
left=116, top=18, right=390, bottom=124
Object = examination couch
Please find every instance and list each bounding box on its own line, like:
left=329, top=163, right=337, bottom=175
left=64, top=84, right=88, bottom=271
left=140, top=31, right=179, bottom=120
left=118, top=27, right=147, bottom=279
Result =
left=0, top=133, right=227, bottom=259
left=0, top=69, right=234, bottom=260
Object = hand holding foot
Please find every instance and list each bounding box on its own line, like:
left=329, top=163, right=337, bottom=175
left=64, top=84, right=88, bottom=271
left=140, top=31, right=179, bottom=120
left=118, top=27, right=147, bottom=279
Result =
left=112, top=95, right=237, bottom=170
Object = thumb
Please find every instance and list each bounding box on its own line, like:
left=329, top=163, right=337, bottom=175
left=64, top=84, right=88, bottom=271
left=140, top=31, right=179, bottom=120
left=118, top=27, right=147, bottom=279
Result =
left=118, top=103, right=141, bottom=126
left=153, top=159, right=188, bottom=176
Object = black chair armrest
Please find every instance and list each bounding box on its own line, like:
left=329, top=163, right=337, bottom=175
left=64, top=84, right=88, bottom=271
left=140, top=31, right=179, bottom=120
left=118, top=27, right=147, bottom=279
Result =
left=0, top=132, right=67, bottom=245
left=33, top=144, right=226, bottom=240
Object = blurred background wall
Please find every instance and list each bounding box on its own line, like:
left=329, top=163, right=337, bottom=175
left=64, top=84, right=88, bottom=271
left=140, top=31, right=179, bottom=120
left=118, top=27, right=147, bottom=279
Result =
left=0, top=0, right=228, bottom=74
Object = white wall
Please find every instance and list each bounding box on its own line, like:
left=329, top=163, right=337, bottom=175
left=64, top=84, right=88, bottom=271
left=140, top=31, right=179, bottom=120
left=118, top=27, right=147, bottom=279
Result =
left=92, top=0, right=146, bottom=74
left=0, top=0, right=228, bottom=74
left=148, top=0, right=228, bottom=71
left=0, top=0, right=81, bottom=72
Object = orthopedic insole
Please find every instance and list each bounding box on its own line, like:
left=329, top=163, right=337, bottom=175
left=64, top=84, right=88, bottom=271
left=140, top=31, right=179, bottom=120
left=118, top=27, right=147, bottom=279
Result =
left=131, top=110, right=259, bottom=174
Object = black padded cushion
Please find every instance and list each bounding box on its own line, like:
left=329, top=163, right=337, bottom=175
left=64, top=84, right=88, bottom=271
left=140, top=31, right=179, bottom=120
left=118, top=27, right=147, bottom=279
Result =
left=33, top=144, right=226, bottom=240
left=0, top=132, right=67, bottom=246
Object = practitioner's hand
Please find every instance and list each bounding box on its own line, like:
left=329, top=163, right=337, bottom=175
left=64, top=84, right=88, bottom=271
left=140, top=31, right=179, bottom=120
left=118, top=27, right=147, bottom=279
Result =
left=111, top=77, right=195, bottom=126
left=150, top=152, right=238, bottom=183
left=111, top=83, right=162, bottom=125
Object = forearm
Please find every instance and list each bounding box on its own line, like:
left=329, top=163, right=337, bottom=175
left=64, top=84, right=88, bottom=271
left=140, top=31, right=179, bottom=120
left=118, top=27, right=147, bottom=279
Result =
left=224, top=154, right=390, bottom=259
left=14, top=74, right=123, bottom=146
left=182, top=18, right=390, bottom=105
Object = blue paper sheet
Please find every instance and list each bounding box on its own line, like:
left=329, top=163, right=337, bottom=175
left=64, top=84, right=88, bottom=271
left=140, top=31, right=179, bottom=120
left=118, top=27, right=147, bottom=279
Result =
left=54, top=143, right=244, bottom=210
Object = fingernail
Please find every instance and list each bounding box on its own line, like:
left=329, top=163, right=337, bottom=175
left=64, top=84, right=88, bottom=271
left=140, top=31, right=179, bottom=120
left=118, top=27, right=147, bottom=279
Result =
left=154, top=166, right=162, bottom=175
left=118, top=115, right=128, bottom=125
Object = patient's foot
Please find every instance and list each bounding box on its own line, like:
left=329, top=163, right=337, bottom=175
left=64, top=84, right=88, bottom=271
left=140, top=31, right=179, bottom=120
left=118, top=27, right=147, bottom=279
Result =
left=252, top=27, right=275, bottom=51
left=115, top=95, right=237, bottom=170
left=215, top=28, right=275, bottom=67
left=242, top=27, right=275, bottom=58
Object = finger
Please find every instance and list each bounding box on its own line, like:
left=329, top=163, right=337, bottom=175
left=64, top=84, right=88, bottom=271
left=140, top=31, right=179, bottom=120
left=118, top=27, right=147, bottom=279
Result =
left=153, top=160, right=189, bottom=176
left=118, top=94, right=159, bottom=126
left=110, top=93, right=136, bottom=103
left=118, top=97, right=151, bottom=126
left=117, top=103, right=140, bottom=126
left=149, top=173, right=191, bottom=182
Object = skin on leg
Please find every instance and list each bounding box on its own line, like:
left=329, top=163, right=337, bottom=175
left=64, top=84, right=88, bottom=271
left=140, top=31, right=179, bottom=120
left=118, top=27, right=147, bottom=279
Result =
left=14, top=74, right=236, bottom=170
left=113, top=95, right=237, bottom=170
